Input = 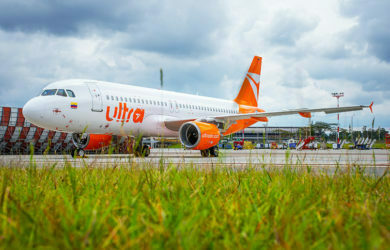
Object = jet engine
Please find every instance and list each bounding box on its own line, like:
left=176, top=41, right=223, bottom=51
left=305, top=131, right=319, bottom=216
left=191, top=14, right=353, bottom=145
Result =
left=179, top=121, right=220, bottom=150
left=72, top=133, right=112, bottom=151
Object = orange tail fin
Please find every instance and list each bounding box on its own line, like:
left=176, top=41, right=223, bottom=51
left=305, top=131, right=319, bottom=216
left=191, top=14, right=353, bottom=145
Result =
left=234, top=56, right=262, bottom=107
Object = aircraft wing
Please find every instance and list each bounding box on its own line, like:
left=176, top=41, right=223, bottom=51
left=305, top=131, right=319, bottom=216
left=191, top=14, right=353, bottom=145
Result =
left=164, top=103, right=373, bottom=131
left=213, top=104, right=372, bottom=121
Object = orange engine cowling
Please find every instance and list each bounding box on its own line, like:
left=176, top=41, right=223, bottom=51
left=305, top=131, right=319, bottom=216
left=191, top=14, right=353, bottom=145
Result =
left=84, top=134, right=112, bottom=150
left=72, top=134, right=112, bottom=151
left=179, top=121, right=220, bottom=150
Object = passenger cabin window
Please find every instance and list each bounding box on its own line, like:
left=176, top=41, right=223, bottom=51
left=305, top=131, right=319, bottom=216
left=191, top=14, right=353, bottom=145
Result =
left=111, top=96, right=114, bottom=100
left=106, top=95, right=109, bottom=100
left=41, top=89, right=57, bottom=96
left=56, top=89, right=67, bottom=97
left=66, top=90, right=76, bottom=97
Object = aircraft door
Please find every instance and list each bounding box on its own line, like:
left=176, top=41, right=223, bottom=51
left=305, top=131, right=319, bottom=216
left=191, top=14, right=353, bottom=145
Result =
left=86, top=83, right=103, bottom=112
left=169, top=100, right=174, bottom=113
left=174, top=100, right=179, bottom=112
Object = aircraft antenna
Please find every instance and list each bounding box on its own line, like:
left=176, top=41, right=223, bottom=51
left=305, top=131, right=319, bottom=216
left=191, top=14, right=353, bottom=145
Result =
left=160, top=68, right=163, bottom=89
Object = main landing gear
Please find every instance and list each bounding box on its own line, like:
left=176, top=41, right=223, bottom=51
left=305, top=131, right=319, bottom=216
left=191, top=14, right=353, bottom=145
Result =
left=200, top=146, right=219, bottom=157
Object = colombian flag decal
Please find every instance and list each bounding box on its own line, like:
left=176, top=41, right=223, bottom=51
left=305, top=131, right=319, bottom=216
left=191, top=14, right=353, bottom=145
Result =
left=71, top=102, right=78, bottom=109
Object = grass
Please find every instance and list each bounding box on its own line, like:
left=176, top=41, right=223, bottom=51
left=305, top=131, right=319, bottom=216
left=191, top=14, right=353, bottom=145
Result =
left=168, top=143, right=183, bottom=149
left=0, top=160, right=389, bottom=249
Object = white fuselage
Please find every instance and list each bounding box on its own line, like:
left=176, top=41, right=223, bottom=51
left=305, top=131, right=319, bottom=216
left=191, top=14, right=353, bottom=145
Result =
left=23, top=79, right=240, bottom=137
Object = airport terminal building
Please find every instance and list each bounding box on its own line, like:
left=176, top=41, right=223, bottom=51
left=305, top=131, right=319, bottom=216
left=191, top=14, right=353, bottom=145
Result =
left=0, top=106, right=310, bottom=154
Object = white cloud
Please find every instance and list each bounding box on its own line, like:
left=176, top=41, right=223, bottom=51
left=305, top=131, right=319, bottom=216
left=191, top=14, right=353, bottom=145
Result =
left=0, top=0, right=388, bottom=129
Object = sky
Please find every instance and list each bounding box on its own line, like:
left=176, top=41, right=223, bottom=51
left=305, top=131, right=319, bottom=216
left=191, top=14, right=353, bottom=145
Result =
left=0, top=0, right=389, bottom=130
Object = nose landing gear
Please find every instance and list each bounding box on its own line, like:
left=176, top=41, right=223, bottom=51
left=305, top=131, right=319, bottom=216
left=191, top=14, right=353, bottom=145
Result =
left=71, top=133, right=89, bottom=158
left=72, top=148, right=85, bottom=158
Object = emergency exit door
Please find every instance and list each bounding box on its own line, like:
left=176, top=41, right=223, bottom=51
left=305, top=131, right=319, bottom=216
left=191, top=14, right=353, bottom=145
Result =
left=86, top=83, right=103, bottom=112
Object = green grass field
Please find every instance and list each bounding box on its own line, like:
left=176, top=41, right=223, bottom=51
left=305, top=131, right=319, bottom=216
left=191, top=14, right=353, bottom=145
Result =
left=0, top=161, right=389, bottom=249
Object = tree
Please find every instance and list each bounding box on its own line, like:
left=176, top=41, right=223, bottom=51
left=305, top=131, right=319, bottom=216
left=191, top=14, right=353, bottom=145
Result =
left=311, top=121, right=336, bottom=140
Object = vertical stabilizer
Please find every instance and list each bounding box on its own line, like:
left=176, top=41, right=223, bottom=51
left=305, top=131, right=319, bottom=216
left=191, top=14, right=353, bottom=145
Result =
left=234, top=56, right=262, bottom=107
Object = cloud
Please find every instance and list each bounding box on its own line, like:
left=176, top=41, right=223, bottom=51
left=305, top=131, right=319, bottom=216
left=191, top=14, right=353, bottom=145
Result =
left=265, top=9, right=318, bottom=46
left=0, top=0, right=133, bottom=35
left=304, top=56, right=390, bottom=92
left=340, top=0, right=390, bottom=62
left=0, top=0, right=388, bottom=129
left=121, top=1, right=227, bottom=57
left=0, top=0, right=227, bottom=57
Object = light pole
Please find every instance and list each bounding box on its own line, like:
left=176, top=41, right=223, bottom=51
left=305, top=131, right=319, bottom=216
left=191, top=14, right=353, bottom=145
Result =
left=350, top=113, right=355, bottom=143
left=332, top=92, right=344, bottom=147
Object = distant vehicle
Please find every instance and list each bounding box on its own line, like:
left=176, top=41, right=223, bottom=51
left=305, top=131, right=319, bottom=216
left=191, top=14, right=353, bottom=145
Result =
left=270, top=142, right=278, bottom=149
left=234, top=139, right=244, bottom=150
left=224, top=144, right=233, bottom=149
left=219, top=143, right=233, bottom=149
left=287, top=138, right=298, bottom=149
left=296, top=137, right=316, bottom=150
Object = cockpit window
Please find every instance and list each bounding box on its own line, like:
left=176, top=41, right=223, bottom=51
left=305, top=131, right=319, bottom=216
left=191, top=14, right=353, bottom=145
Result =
left=57, top=89, right=67, bottom=97
left=41, top=89, right=57, bottom=96
left=66, top=89, right=76, bottom=97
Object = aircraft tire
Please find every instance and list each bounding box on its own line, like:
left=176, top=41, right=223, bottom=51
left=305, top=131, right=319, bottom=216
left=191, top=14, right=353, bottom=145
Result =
left=71, top=148, right=85, bottom=158
left=143, top=145, right=150, bottom=157
left=78, top=149, right=85, bottom=157
left=201, top=149, right=210, bottom=157
left=210, top=146, right=219, bottom=157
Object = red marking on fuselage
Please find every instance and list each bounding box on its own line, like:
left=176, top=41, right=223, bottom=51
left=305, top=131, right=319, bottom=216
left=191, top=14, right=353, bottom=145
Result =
left=126, top=108, right=134, bottom=122
left=133, top=108, right=145, bottom=123
left=121, top=103, right=129, bottom=121
left=106, top=103, right=144, bottom=123
left=53, top=108, right=61, bottom=113
left=117, top=102, right=123, bottom=122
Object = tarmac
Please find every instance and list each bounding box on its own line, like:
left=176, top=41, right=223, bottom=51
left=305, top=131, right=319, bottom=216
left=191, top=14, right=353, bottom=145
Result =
left=1, top=149, right=389, bottom=175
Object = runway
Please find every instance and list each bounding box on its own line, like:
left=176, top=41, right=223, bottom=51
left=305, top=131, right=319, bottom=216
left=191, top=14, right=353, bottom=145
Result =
left=1, top=149, right=389, bottom=175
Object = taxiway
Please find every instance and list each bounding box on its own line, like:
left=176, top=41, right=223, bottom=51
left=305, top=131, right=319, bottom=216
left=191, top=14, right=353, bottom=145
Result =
left=1, top=149, right=389, bottom=175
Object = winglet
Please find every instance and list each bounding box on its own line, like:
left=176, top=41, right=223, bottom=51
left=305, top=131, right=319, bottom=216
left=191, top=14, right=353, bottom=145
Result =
left=369, top=101, right=374, bottom=113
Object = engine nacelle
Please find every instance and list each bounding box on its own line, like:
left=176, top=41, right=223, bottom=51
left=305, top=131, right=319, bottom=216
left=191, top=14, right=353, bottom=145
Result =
left=179, top=121, right=220, bottom=150
left=72, top=133, right=112, bottom=150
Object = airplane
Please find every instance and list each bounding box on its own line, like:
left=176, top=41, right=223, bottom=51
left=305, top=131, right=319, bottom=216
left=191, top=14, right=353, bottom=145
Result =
left=22, top=56, right=373, bottom=157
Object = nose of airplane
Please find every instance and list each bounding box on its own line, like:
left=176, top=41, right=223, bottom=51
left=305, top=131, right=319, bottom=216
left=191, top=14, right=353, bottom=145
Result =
left=23, top=98, right=43, bottom=125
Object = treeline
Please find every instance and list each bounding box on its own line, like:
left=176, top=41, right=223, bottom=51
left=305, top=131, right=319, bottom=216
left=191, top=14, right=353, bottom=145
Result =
left=310, top=121, right=388, bottom=142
